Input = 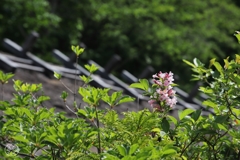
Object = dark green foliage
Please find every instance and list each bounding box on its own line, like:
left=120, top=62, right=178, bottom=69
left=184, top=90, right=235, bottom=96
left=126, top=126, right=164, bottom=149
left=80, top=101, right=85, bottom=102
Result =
left=1, top=0, right=240, bottom=88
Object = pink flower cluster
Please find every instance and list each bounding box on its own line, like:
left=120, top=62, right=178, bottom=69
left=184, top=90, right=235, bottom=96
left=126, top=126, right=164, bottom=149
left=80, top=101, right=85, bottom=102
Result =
left=148, top=71, right=177, bottom=111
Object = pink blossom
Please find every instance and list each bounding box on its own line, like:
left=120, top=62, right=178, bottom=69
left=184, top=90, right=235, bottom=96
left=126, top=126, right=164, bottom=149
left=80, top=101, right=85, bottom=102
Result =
left=168, top=89, right=176, bottom=96
left=148, top=100, right=161, bottom=109
left=166, top=97, right=177, bottom=108
left=149, top=71, right=177, bottom=110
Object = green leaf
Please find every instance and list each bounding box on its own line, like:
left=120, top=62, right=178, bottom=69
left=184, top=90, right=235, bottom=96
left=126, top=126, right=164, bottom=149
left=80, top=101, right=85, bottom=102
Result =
left=0, top=71, right=14, bottom=84
left=117, top=95, right=135, bottom=105
left=223, top=57, right=229, bottom=69
left=130, top=79, right=149, bottom=91
left=111, top=91, right=122, bottom=104
left=117, top=145, right=127, bottom=156
left=151, top=128, right=161, bottom=133
left=209, top=58, right=216, bottom=68
left=104, top=154, right=120, bottom=160
left=38, top=96, right=50, bottom=103
left=162, top=149, right=177, bottom=156
left=54, top=71, right=62, bottom=80
left=84, top=64, right=98, bottom=73
left=167, top=115, right=177, bottom=125
left=191, top=109, right=201, bottom=121
left=77, top=109, right=87, bottom=117
left=13, top=135, right=29, bottom=143
left=22, top=108, right=33, bottom=121
left=183, top=59, right=196, bottom=68
left=45, top=135, right=58, bottom=145
left=193, top=58, right=204, bottom=67
left=217, top=123, right=227, bottom=131
left=161, top=117, right=170, bottom=133
left=79, top=75, right=88, bottom=83
left=39, top=132, right=47, bottom=142
left=199, top=87, right=213, bottom=94
left=71, top=45, right=84, bottom=56
left=61, top=91, right=68, bottom=101
left=234, top=31, right=240, bottom=44
left=213, top=62, right=223, bottom=76
left=129, top=144, right=139, bottom=155
left=202, top=100, right=217, bottom=109
left=122, top=156, right=136, bottom=160
left=214, top=115, right=228, bottom=123
left=179, top=109, right=195, bottom=120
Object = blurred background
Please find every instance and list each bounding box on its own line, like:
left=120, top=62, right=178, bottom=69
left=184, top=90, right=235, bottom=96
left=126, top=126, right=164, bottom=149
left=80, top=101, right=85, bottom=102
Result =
left=1, top=0, right=240, bottom=90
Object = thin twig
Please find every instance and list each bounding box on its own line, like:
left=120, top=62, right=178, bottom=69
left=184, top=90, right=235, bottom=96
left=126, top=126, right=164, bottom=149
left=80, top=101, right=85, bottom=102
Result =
left=59, top=80, right=73, bottom=94
left=180, top=133, right=199, bottom=157
left=74, top=56, right=79, bottom=102
left=1, top=84, right=3, bottom=101
left=64, top=102, right=78, bottom=118
left=95, top=106, right=101, bottom=158
left=225, top=96, right=240, bottom=120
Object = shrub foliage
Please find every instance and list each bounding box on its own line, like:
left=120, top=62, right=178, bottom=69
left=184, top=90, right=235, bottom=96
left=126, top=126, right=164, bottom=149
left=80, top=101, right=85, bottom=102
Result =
left=0, top=42, right=240, bottom=159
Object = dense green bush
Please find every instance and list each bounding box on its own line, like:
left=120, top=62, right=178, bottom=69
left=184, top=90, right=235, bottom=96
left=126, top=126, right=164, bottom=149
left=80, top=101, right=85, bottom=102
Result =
left=0, top=0, right=60, bottom=53
left=0, top=43, right=240, bottom=159
left=1, top=0, right=240, bottom=88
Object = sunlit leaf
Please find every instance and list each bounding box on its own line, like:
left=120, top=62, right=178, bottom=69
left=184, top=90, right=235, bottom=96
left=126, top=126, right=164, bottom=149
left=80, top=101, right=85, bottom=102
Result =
left=129, top=144, right=139, bottom=155
left=179, top=109, right=195, bottom=120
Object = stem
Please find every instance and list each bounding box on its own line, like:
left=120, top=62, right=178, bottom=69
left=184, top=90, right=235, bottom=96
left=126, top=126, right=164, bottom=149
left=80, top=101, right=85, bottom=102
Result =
left=64, top=103, right=78, bottom=117
left=95, top=106, right=101, bottom=157
left=74, top=56, right=79, bottom=102
left=180, top=133, right=199, bottom=157
left=225, top=96, right=240, bottom=120
left=1, top=84, right=3, bottom=101
left=0, top=143, right=34, bottom=158
left=60, top=80, right=73, bottom=94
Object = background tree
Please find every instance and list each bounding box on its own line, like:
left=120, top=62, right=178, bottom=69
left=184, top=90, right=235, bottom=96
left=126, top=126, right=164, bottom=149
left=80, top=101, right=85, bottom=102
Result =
left=1, top=0, right=240, bottom=89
